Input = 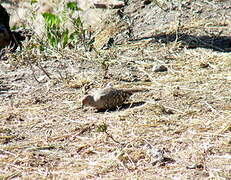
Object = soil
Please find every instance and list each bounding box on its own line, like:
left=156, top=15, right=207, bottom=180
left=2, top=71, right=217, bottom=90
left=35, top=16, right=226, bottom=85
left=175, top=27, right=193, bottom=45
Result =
left=0, top=0, right=231, bottom=179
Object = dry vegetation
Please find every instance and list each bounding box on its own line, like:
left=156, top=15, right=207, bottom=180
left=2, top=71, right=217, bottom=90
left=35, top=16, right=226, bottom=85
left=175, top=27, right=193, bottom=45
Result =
left=0, top=0, right=231, bottom=179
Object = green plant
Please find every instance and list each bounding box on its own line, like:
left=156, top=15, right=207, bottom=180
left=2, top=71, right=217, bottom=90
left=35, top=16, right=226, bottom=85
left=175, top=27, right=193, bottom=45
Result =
left=42, top=2, right=91, bottom=50
left=43, top=13, right=66, bottom=48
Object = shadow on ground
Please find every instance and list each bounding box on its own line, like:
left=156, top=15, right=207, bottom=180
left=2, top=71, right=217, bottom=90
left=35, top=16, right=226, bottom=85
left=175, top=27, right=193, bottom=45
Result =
left=97, top=101, right=146, bottom=113
left=130, top=33, right=231, bottom=52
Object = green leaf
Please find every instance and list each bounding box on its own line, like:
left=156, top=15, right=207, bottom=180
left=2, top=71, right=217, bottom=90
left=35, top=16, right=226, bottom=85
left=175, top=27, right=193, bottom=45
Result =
left=42, top=13, right=61, bottom=27
left=67, top=2, right=82, bottom=11
left=62, top=29, right=69, bottom=48
left=30, top=0, right=38, bottom=5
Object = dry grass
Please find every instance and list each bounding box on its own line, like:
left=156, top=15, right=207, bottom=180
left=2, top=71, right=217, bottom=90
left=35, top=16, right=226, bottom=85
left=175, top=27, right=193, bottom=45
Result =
left=1, top=0, right=231, bottom=179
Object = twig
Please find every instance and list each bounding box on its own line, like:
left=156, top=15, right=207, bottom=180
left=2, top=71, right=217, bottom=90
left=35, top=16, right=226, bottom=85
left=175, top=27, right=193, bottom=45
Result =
left=105, top=131, right=120, bottom=144
left=28, top=61, right=41, bottom=83
left=204, top=101, right=223, bottom=118
left=36, top=62, right=51, bottom=79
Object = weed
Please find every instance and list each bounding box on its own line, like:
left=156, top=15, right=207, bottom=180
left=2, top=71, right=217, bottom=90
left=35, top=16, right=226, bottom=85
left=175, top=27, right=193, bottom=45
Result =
left=42, top=2, right=92, bottom=50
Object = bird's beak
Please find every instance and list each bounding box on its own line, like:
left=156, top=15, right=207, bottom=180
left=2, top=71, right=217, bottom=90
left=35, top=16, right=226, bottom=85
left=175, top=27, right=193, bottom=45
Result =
left=81, top=102, right=85, bottom=109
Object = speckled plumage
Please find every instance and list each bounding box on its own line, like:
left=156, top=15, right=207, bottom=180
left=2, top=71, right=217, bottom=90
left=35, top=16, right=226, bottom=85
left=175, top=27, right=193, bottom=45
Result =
left=82, top=87, right=146, bottom=110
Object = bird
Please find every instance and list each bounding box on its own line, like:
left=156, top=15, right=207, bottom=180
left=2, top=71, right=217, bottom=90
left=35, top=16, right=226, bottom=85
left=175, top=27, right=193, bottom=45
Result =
left=0, top=4, right=11, bottom=49
left=0, top=24, right=11, bottom=49
left=82, top=87, right=147, bottom=110
left=0, top=4, right=31, bottom=51
left=0, top=4, right=10, bottom=31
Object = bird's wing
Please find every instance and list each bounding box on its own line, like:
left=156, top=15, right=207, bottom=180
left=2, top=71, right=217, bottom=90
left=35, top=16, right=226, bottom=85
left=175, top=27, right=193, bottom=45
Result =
left=94, top=88, right=116, bottom=101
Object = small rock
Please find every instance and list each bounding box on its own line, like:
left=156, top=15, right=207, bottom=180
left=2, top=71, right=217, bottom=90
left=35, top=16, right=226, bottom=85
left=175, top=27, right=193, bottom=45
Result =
left=146, top=144, right=175, bottom=166
left=162, top=108, right=174, bottom=115
left=199, top=63, right=209, bottom=68
left=93, top=0, right=125, bottom=9
left=153, top=64, right=168, bottom=72
left=143, top=0, right=152, bottom=5
left=186, top=164, right=204, bottom=169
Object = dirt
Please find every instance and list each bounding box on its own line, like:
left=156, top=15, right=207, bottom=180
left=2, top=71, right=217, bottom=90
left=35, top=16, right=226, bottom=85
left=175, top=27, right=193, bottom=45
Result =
left=0, top=0, right=231, bottom=179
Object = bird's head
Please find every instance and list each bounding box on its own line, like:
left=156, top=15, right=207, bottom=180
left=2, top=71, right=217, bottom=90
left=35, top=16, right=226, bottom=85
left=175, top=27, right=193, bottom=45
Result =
left=81, top=95, right=94, bottom=108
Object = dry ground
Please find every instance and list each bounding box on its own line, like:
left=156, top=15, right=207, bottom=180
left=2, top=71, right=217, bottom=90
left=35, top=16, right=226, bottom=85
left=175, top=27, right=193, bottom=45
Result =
left=0, top=0, right=231, bottom=179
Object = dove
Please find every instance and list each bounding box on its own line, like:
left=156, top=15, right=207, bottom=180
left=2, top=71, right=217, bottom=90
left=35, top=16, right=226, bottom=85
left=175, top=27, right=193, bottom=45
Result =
left=82, top=87, right=146, bottom=110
